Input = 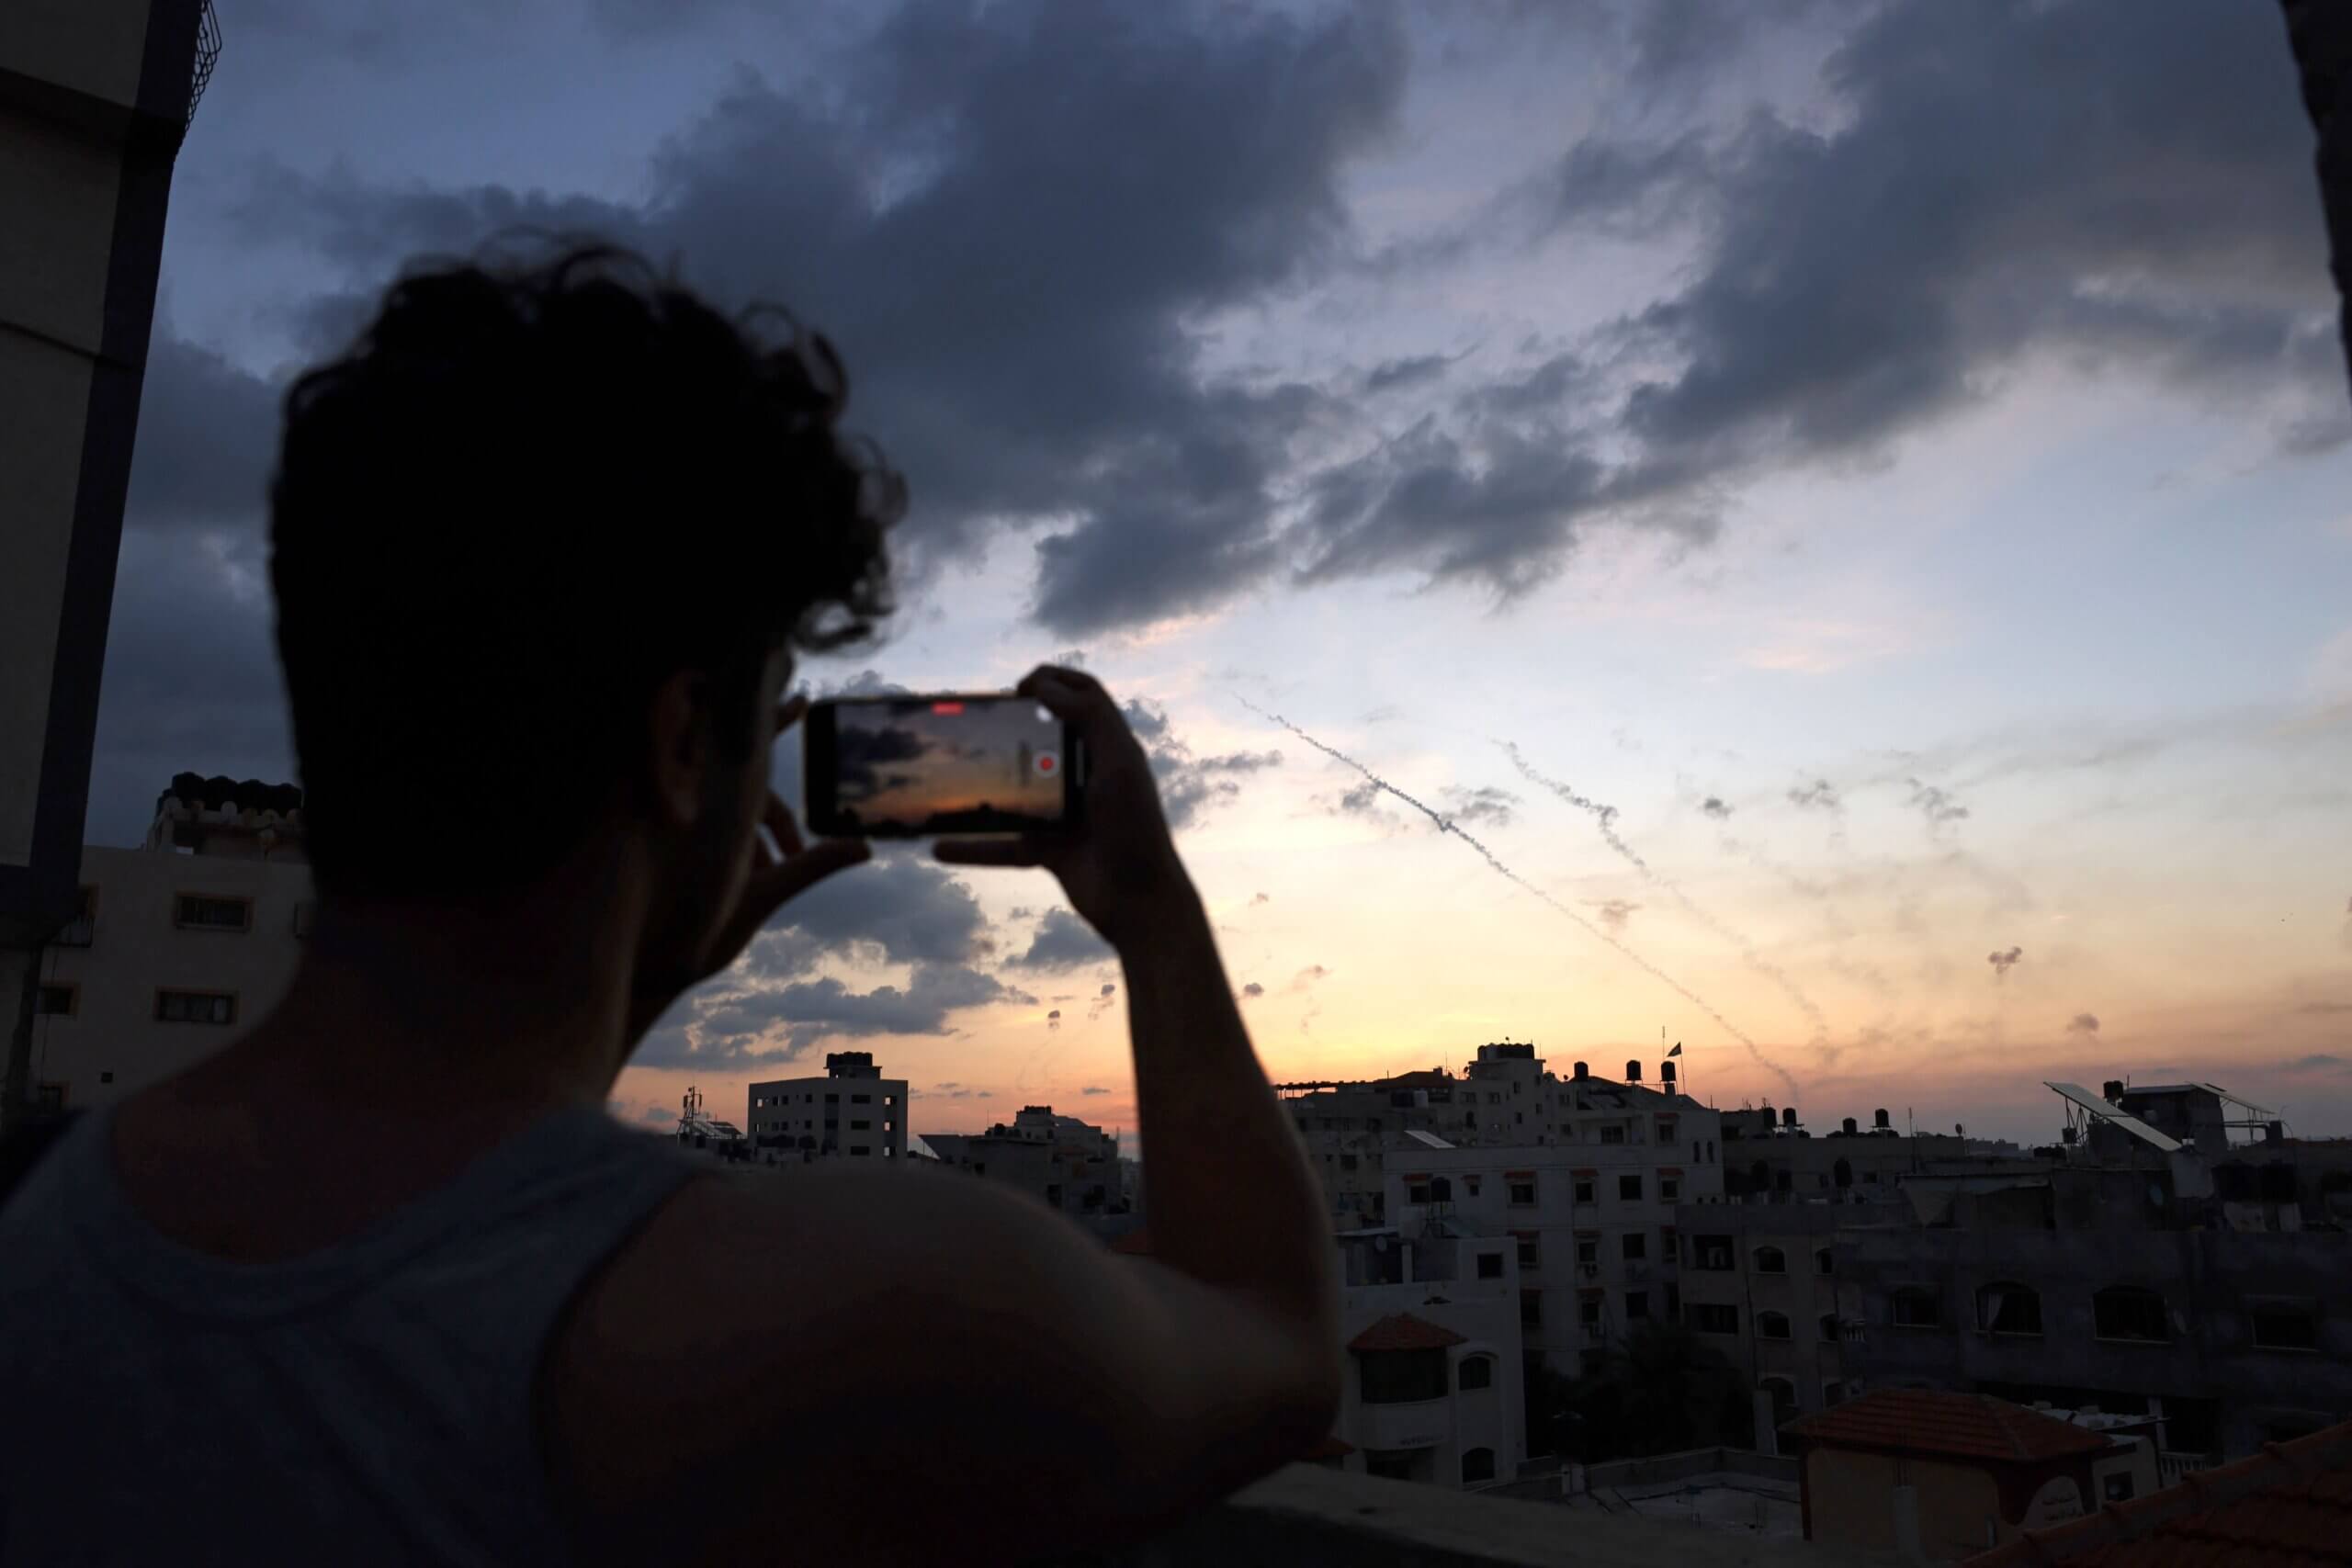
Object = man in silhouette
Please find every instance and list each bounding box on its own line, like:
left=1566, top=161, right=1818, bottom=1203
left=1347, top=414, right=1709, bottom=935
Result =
left=0, top=243, right=1338, bottom=1564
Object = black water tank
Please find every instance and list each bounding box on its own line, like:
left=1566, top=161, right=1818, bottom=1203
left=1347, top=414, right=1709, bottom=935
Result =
left=1873, top=1109, right=1891, bottom=1130
left=1781, top=1107, right=1798, bottom=1128
left=1573, top=1061, right=1589, bottom=1080
left=1661, top=1061, right=1678, bottom=1085
left=2101, top=1080, right=2125, bottom=1103
left=1842, top=1117, right=1859, bottom=1135
left=1625, top=1059, right=1643, bottom=1082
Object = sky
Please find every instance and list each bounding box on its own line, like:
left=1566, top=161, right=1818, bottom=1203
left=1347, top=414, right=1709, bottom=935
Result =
left=96, top=0, right=2352, bottom=1147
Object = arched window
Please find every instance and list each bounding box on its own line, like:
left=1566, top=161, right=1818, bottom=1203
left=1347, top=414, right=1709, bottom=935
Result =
left=1890, top=1287, right=1940, bottom=1328
left=1815, top=1247, right=1835, bottom=1276
left=1819, top=1313, right=1842, bottom=1343
left=2093, top=1286, right=2169, bottom=1343
left=1461, top=1447, right=1497, bottom=1484
left=1832, top=1157, right=1853, bottom=1190
left=1976, top=1281, right=2043, bottom=1336
left=1458, top=1354, right=1496, bottom=1392
left=1759, top=1376, right=1798, bottom=1423
left=1754, top=1246, right=1787, bottom=1274
left=1758, top=1311, right=1792, bottom=1340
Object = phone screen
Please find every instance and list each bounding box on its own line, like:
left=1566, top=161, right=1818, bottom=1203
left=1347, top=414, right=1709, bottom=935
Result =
left=804, top=694, right=1082, bottom=837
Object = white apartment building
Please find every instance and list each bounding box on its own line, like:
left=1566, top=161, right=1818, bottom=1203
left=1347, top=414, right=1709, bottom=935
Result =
left=29, top=775, right=313, bottom=1111
left=1385, top=1052, right=1725, bottom=1379
left=1325, top=1227, right=1528, bottom=1489
left=748, top=1052, right=910, bottom=1161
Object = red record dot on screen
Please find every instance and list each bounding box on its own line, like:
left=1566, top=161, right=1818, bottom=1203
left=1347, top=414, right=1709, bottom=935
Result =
left=1035, top=752, right=1059, bottom=775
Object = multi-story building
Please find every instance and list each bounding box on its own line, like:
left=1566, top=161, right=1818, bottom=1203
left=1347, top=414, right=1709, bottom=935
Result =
left=923, top=1103, right=1126, bottom=1217
left=1328, top=1226, right=1526, bottom=1489
left=1382, top=1052, right=1725, bottom=1381
left=1678, top=1202, right=1875, bottom=1429
left=28, top=774, right=313, bottom=1110
left=748, top=1051, right=910, bottom=1162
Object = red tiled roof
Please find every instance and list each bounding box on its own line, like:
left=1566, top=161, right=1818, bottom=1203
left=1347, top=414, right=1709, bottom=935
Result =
left=1965, top=1420, right=2352, bottom=1568
left=1348, top=1313, right=1467, bottom=1353
left=1786, top=1390, right=2115, bottom=1464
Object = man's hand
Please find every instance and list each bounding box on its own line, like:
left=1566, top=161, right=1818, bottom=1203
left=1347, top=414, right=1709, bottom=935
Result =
left=934, top=667, right=1189, bottom=948
left=692, top=695, right=870, bottom=985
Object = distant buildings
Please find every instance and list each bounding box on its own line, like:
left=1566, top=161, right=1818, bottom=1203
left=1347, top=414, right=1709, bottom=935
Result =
left=925, top=1103, right=1127, bottom=1218
left=748, top=1051, right=910, bottom=1162
left=28, top=776, right=313, bottom=1111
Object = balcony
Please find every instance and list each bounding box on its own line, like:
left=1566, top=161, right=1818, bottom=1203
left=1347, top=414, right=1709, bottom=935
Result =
left=1091, top=1462, right=1891, bottom=1566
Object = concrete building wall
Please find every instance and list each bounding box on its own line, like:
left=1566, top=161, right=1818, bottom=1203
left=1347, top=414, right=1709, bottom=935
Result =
left=1803, top=1450, right=2006, bottom=1560
left=1837, top=1223, right=2352, bottom=1460
left=1678, top=1202, right=1869, bottom=1424
left=30, top=841, right=311, bottom=1108
left=1330, top=1233, right=1526, bottom=1489
left=749, top=1069, right=910, bottom=1161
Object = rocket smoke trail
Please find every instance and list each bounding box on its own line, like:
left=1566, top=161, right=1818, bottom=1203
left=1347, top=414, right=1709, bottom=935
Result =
left=1241, top=698, right=1799, bottom=1099
left=1500, top=742, right=1832, bottom=1043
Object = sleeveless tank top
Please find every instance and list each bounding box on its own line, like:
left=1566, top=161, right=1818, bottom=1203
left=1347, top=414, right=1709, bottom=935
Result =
left=0, top=1102, right=703, bottom=1565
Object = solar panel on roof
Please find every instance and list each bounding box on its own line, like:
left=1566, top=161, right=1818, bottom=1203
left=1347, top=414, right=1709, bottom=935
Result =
left=2045, top=1081, right=2183, bottom=1153
left=1404, top=1129, right=1455, bottom=1149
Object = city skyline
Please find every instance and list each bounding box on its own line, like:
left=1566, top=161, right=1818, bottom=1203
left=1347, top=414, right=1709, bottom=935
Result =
left=88, top=0, right=2352, bottom=1147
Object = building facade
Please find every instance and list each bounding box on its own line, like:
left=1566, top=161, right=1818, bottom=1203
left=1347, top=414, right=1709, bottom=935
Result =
left=1678, top=1201, right=1872, bottom=1430
left=1382, top=1054, right=1726, bottom=1380
left=28, top=776, right=312, bottom=1110
left=1328, top=1227, right=1526, bottom=1489
left=923, top=1104, right=1126, bottom=1217
left=748, top=1051, right=910, bottom=1161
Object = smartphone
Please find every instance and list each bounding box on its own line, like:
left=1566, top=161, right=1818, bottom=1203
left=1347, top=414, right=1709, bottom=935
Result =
left=804, top=694, right=1086, bottom=838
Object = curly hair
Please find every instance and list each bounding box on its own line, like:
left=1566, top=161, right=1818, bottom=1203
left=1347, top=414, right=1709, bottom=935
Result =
left=270, top=236, right=901, bottom=899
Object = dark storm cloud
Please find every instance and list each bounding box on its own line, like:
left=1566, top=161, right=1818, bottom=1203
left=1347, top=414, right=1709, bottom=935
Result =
left=241, top=0, right=1410, bottom=634
left=1363, top=353, right=1454, bottom=393
left=636, top=961, right=1030, bottom=1067
left=742, top=852, right=995, bottom=976
left=1008, top=907, right=1114, bottom=972
left=1120, top=698, right=1283, bottom=829
left=124, top=334, right=282, bottom=531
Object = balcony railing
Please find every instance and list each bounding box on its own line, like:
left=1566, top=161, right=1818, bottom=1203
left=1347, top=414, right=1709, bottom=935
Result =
left=51, top=916, right=94, bottom=948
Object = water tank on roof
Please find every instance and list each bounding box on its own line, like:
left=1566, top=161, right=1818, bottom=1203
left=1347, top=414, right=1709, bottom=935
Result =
left=1842, top=1117, right=1859, bottom=1136
left=1572, top=1061, right=1589, bottom=1080
left=2101, top=1080, right=2125, bottom=1103
left=1661, top=1061, right=1677, bottom=1086
left=1873, top=1109, right=1892, bottom=1131
left=1781, top=1107, right=1797, bottom=1128
left=1625, top=1059, right=1642, bottom=1082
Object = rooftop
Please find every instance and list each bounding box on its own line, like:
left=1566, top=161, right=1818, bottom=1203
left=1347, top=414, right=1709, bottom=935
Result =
left=1965, top=1419, right=2352, bottom=1567
left=1786, top=1391, right=2117, bottom=1465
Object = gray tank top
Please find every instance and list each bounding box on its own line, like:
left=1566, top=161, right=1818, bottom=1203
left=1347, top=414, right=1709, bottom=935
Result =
left=0, top=1102, right=703, bottom=1565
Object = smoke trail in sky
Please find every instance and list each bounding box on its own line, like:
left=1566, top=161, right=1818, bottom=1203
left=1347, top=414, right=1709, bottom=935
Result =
left=1243, top=698, right=1799, bottom=1099
left=1501, top=742, right=1832, bottom=1043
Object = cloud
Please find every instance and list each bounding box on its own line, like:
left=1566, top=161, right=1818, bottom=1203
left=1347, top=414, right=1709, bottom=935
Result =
left=1008, top=908, right=1114, bottom=971
left=123, top=333, right=284, bottom=532
left=238, top=0, right=1411, bottom=636
left=1442, top=784, right=1519, bottom=829
left=1080, top=1086, right=1112, bottom=1097
left=743, top=853, right=995, bottom=978
left=1788, top=779, right=1842, bottom=814
left=2066, top=1012, right=2099, bottom=1035
left=2287, top=1054, right=2349, bottom=1072
left=1241, top=981, right=1266, bottom=998
left=1987, top=946, right=2023, bottom=981
left=1363, top=352, right=1454, bottom=393
left=1046, top=1007, right=1062, bottom=1031
left=1589, top=897, right=1640, bottom=933
left=2295, top=1000, right=2352, bottom=1016
left=1906, top=779, right=1970, bottom=829
left=636, top=960, right=1030, bottom=1069
left=639, top=1105, right=674, bottom=1126
left=1700, top=795, right=1733, bottom=820
left=1121, top=698, right=1282, bottom=829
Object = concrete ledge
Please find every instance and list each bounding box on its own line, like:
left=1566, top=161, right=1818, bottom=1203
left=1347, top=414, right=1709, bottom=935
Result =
left=1094, top=1462, right=1893, bottom=1567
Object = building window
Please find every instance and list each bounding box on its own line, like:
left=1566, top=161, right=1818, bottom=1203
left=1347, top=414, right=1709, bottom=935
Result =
left=1578, top=1296, right=1601, bottom=1327
left=852, top=1093, right=871, bottom=1104
left=1890, top=1288, right=1941, bottom=1328
left=1976, top=1282, right=2043, bottom=1337
left=1408, top=1180, right=1433, bottom=1204
left=824, top=1093, right=839, bottom=1104
left=174, top=894, right=254, bottom=932
left=1521, top=1291, right=1543, bottom=1328
left=155, top=989, right=236, bottom=1025
left=1759, top=1377, right=1797, bottom=1423
left=1815, top=1248, right=1835, bottom=1276
left=35, top=984, right=76, bottom=1018
left=1754, top=1246, right=1787, bottom=1275
left=55, top=886, right=96, bottom=947
left=1461, top=1447, right=1497, bottom=1484
left=1464, top=1176, right=1480, bottom=1197
left=1694, top=1235, right=1734, bottom=1271
left=1575, top=1237, right=1597, bottom=1265
left=1690, top=1303, right=1739, bottom=1336
left=1600, top=1124, right=1626, bottom=1145
left=1458, top=1355, right=1495, bottom=1392
left=1509, top=1180, right=1536, bottom=1206
left=34, top=1084, right=65, bottom=1114
left=1622, top=1232, right=1646, bottom=1261
left=1758, top=1311, right=1791, bottom=1340
left=1819, top=1313, right=1842, bottom=1343
left=1618, top=1174, right=1642, bottom=1201
left=1625, top=1291, right=1650, bottom=1320
left=2093, top=1286, right=2169, bottom=1344
left=2103, top=1472, right=2135, bottom=1503
left=1476, top=1252, right=1505, bottom=1280
left=1660, top=1177, right=1679, bottom=1201
left=2250, top=1300, right=2320, bottom=1351
left=850, top=1120, right=871, bottom=1132
left=1360, top=1348, right=1448, bottom=1404
left=850, top=1146, right=871, bottom=1157
left=1573, top=1179, right=1595, bottom=1203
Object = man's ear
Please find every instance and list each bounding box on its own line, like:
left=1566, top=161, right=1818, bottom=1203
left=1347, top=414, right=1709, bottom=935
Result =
left=646, top=670, right=712, bottom=831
